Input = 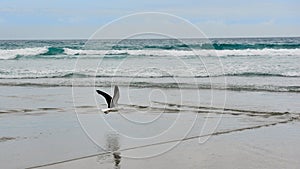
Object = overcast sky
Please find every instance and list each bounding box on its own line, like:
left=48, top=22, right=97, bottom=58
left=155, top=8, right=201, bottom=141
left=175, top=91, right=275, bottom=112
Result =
left=0, top=0, right=299, bottom=39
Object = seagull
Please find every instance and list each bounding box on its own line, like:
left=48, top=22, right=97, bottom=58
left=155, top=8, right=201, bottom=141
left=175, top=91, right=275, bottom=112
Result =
left=96, top=86, right=120, bottom=109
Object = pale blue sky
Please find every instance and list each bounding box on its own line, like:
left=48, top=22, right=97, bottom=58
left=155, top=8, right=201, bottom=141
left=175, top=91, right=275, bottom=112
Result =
left=0, top=0, right=299, bottom=39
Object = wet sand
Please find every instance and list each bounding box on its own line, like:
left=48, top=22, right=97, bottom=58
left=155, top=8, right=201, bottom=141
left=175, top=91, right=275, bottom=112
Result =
left=0, top=86, right=300, bottom=169
left=37, top=122, right=300, bottom=169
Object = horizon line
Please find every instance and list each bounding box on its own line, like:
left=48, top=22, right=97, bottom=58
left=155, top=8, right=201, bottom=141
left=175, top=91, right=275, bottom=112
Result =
left=0, top=35, right=299, bottom=41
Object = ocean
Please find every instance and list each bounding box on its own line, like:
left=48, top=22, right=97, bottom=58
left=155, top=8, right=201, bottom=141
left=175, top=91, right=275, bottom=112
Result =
left=0, top=37, right=299, bottom=92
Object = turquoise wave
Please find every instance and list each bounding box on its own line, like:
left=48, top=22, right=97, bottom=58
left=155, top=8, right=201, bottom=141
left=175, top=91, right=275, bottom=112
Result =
left=41, top=47, right=65, bottom=55
left=1, top=37, right=300, bottom=59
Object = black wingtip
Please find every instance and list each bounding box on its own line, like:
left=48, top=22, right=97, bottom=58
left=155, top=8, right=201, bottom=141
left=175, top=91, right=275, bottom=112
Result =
left=96, top=89, right=112, bottom=108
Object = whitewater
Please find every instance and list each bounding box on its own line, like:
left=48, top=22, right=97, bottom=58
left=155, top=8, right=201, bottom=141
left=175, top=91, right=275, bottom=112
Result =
left=0, top=37, right=299, bottom=93
left=1, top=47, right=300, bottom=60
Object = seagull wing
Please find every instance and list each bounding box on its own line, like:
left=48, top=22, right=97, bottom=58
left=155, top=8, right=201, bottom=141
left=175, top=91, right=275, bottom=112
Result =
left=111, top=86, right=120, bottom=108
left=96, top=90, right=112, bottom=108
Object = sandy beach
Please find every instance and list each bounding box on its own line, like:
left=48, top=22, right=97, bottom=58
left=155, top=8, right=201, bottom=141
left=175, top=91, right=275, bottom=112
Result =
left=1, top=86, right=299, bottom=169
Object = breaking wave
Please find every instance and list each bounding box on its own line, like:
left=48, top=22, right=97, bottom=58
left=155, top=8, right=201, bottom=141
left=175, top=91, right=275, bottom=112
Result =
left=1, top=47, right=300, bottom=60
left=0, top=47, right=48, bottom=60
left=63, top=48, right=300, bottom=57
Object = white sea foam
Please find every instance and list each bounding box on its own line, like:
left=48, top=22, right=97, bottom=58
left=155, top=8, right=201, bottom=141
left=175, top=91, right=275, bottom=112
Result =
left=282, top=71, right=300, bottom=77
left=63, top=48, right=108, bottom=55
left=63, top=48, right=300, bottom=57
left=0, top=47, right=48, bottom=59
left=0, top=47, right=299, bottom=60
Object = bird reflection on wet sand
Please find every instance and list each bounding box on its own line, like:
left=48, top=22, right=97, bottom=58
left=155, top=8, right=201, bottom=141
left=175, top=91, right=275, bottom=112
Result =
left=106, top=133, right=121, bottom=169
